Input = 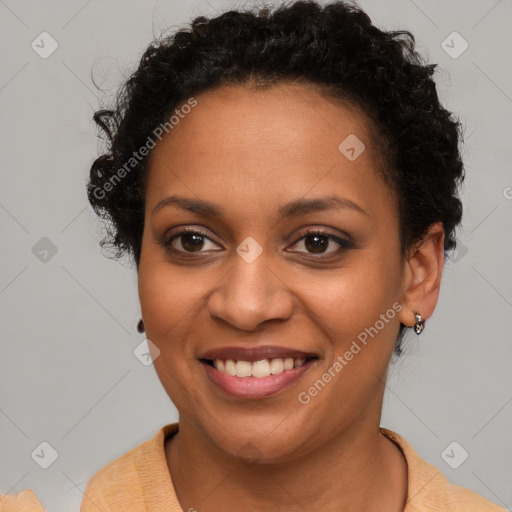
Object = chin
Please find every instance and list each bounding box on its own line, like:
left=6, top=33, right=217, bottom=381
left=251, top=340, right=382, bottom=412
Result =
left=203, top=418, right=314, bottom=465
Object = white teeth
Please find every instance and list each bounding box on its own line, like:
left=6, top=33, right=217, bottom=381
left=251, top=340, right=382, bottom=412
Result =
left=252, top=359, right=271, bottom=378
left=235, top=360, right=252, bottom=377
left=225, top=359, right=236, bottom=376
left=213, top=357, right=310, bottom=377
left=269, top=358, right=284, bottom=374
left=283, top=357, right=294, bottom=370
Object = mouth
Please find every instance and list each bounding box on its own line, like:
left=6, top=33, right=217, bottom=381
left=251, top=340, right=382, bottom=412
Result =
left=200, top=356, right=317, bottom=376
left=198, top=346, right=319, bottom=399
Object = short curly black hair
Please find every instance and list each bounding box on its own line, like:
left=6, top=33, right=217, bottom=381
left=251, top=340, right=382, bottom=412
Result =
left=86, top=0, right=465, bottom=355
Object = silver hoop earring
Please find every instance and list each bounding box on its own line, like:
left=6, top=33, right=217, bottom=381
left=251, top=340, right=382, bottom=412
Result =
left=413, top=312, right=425, bottom=335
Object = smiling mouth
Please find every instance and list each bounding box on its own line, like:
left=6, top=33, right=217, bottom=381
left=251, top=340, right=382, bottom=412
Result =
left=200, top=356, right=318, bottom=378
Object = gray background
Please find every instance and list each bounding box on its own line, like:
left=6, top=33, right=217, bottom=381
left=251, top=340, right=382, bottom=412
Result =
left=0, top=0, right=511, bottom=510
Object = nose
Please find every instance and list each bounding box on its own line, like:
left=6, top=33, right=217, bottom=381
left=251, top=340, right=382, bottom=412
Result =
left=207, top=252, right=294, bottom=331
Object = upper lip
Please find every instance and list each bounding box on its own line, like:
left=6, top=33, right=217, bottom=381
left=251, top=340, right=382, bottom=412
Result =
left=199, top=345, right=318, bottom=362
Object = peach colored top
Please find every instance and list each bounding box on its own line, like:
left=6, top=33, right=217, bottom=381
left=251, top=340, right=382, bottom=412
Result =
left=1, top=423, right=506, bottom=511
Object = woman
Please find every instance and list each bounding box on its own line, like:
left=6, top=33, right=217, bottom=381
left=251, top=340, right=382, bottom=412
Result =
left=1, top=1, right=506, bottom=510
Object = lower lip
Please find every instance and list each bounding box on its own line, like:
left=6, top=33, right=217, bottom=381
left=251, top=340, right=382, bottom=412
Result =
left=201, top=360, right=315, bottom=399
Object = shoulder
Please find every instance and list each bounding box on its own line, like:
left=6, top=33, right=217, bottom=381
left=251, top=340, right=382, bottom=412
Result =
left=80, top=435, right=153, bottom=511
left=380, top=427, right=507, bottom=512
left=81, top=423, right=179, bottom=512
left=442, top=481, right=508, bottom=511
left=0, top=489, right=45, bottom=511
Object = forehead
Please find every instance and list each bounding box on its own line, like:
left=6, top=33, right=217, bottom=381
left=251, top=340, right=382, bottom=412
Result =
left=145, top=82, right=394, bottom=221
left=152, top=82, right=375, bottom=155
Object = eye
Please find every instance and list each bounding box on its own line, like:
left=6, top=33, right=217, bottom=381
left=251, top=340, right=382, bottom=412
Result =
left=164, top=228, right=220, bottom=254
left=289, top=229, right=351, bottom=257
left=162, top=227, right=352, bottom=258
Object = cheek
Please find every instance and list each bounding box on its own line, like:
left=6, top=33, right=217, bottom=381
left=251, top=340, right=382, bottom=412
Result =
left=308, top=254, right=400, bottom=331
left=294, top=262, right=401, bottom=424
left=138, top=262, right=202, bottom=403
left=138, top=260, right=198, bottom=340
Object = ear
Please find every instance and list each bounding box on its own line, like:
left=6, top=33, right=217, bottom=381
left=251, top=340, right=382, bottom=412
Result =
left=398, top=222, right=445, bottom=328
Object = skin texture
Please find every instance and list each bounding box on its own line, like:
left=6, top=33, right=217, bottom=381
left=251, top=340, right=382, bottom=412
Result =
left=137, top=82, right=445, bottom=511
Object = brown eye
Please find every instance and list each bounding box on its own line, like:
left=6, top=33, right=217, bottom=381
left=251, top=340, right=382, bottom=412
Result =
left=304, top=234, right=330, bottom=253
left=179, top=233, right=206, bottom=252
left=290, top=229, right=352, bottom=257
left=165, top=229, right=220, bottom=254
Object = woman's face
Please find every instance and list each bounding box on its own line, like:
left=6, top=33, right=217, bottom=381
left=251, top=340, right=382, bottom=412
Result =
left=138, top=82, right=410, bottom=461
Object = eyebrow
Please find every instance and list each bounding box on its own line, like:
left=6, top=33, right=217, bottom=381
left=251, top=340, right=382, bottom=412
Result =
left=151, top=194, right=368, bottom=218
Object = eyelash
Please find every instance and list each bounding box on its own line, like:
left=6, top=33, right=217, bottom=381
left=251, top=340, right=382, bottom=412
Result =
left=161, top=227, right=352, bottom=259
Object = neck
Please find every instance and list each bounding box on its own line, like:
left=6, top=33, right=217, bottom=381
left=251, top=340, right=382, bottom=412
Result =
left=165, top=416, right=408, bottom=512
